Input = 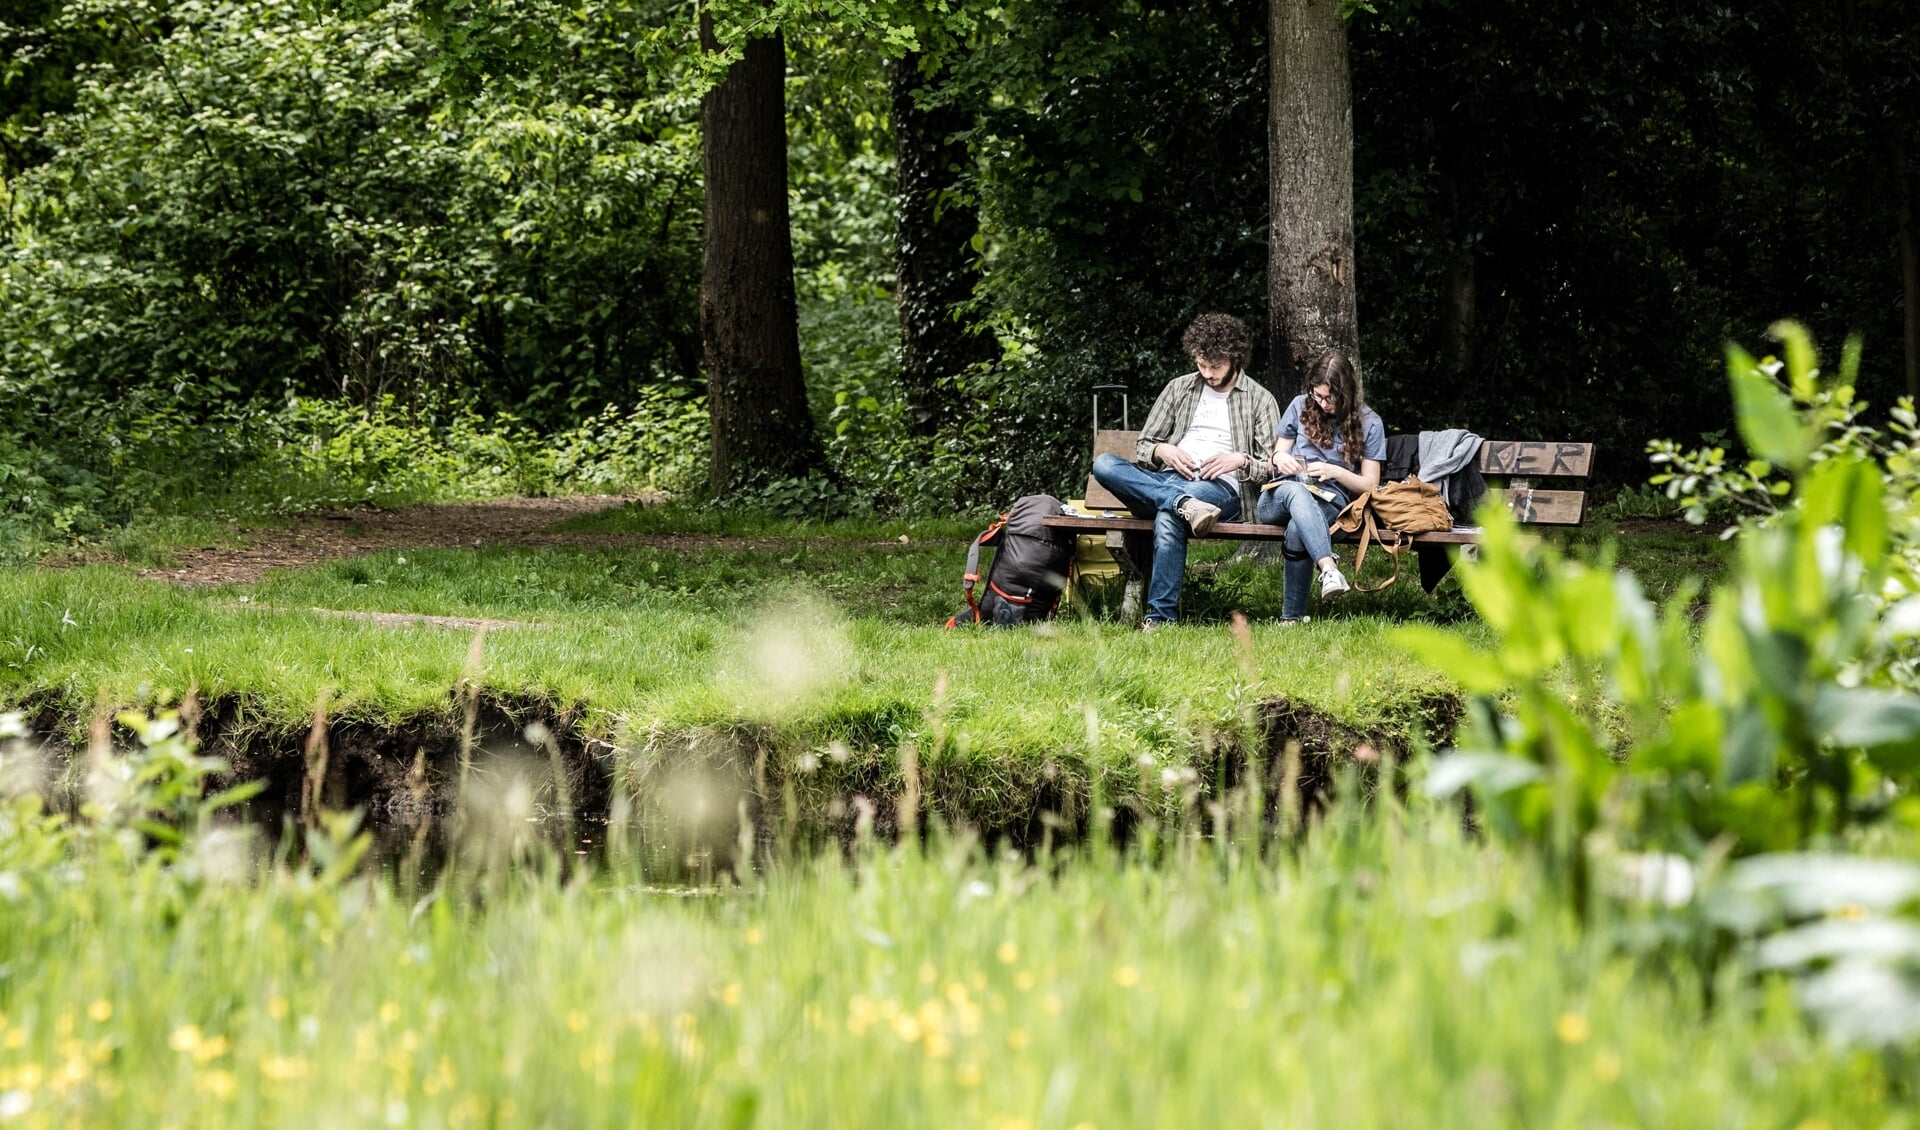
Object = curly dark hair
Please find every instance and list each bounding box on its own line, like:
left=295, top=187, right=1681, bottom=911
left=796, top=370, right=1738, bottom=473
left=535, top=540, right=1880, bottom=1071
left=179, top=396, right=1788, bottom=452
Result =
left=1181, top=313, right=1251, bottom=373
left=1301, top=351, right=1367, bottom=470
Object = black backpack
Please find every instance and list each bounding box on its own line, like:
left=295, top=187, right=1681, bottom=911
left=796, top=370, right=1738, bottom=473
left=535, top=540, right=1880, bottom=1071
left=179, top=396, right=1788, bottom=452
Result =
left=946, top=495, right=1077, bottom=627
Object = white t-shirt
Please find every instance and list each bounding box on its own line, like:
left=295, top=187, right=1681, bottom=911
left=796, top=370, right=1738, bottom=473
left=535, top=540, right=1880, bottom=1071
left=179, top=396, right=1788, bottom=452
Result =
left=1177, top=387, right=1238, bottom=485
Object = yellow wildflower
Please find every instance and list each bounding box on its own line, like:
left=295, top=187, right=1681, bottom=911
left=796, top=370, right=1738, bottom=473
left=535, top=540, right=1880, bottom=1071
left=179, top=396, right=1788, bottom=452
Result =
left=261, top=1056, right=310, bottom=1082
left=1593, top=1052, right=1622, bottom=1083
left=1113, top=965, right=1141, bottom=989
left=168, top=1026, right=203, bottom=1054
left=1555, top=1013, right=1590, bottom=1045
left=566, top=1011, right=590, bottom=1034
left=195, top=1070, right=237, bottom=1101
left=996, top=941, right=1019, bottom=965
left=267, top=997, right=290, bottom=1021
left=86, top=1000, right=112, bottom=1024
left=955, top=1061, right=982, bottom=1088
left=379, top=1002, right=401, bottom=1026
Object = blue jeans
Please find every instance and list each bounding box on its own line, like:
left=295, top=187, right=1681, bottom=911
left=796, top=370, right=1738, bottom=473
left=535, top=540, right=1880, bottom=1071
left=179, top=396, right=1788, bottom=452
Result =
left=1091, top=453, right=1241, bottom=623
left=1256, top=480, right=1345, bottom=620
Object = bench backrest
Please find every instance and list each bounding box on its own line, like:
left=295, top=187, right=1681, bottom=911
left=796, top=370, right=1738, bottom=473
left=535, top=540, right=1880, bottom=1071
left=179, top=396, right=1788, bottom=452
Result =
left=1477, top=440, right=1593, bottom=526
left=1082, top=434, right=1594, bottom=526
left=1085, top=429, right=1140, bottom=510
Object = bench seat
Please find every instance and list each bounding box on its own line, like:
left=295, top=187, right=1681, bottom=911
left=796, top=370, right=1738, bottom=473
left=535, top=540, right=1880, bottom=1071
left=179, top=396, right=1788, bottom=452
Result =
left=1041, top=513, right=1486, bottom=546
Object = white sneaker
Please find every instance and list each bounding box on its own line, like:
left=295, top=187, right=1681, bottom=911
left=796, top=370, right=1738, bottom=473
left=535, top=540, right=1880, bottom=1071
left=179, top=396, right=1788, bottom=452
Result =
left=1176, top=496, right=1221, bottom=536
left=1319, top=568, right=1351, bottom=599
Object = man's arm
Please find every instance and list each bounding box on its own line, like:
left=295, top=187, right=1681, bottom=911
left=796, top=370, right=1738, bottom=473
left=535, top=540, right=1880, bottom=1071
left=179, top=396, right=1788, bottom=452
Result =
left=1240, top=389, right=1283, bottom=484
left=1133, top=379, right=1184, bottom=466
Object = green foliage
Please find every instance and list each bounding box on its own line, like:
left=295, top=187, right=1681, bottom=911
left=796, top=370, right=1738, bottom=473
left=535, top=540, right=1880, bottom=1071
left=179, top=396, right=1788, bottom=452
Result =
left=547, top=385, right=710, bottom=497
left=0, top=391, right=713, bottom=558
left=1397, top=329, right=1920, bottom=1049
left=2, top=0, right=700, bottom=427
left=1410, top=329, right=1920, bottom=869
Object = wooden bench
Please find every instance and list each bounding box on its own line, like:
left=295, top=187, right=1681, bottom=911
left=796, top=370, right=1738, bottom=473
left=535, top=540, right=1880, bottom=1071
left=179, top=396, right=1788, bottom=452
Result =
left=1044, top=432, right=1594, bottom=615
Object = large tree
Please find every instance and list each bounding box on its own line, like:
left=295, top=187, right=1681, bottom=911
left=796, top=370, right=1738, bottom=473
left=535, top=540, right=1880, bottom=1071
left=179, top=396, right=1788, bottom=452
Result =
left=699, top=17, right=827, bottom=493
left=1267, top=0, right=1356, bottom=392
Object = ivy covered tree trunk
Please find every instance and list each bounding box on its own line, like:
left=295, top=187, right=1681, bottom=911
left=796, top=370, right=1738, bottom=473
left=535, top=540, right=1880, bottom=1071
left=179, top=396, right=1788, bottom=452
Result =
left=1267, top=0, right=1356, bottom=392
left=891, top=52, right=992, bottom=439
left=700, top=19, right=825, bottom=494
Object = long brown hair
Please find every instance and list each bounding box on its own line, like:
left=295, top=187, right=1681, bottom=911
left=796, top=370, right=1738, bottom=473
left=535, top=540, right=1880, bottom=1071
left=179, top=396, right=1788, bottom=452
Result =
left=1300, top=352, right=1366, bottom=468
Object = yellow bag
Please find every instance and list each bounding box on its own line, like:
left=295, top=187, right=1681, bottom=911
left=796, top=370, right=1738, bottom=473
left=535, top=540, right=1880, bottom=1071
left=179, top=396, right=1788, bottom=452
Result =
left=1331, top=477, right=1453, bottom=591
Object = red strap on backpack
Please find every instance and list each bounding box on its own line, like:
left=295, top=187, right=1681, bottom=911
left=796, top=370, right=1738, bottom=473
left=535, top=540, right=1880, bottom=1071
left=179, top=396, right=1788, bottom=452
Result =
left=947, top=515, right=1007, bottom=627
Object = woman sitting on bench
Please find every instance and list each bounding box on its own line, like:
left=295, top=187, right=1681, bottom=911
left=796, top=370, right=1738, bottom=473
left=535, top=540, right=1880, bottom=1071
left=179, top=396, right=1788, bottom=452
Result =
left=1257, top=351, right=1385, bottom=624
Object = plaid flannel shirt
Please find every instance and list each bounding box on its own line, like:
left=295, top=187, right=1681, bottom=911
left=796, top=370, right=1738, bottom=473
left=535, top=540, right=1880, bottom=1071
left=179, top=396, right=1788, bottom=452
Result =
left=1134, top=371, right=1282, bottom=519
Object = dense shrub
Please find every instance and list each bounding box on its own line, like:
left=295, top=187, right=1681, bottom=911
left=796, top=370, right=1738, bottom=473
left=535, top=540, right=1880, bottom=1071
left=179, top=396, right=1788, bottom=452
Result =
left=1, top=0, right=699, bottom=427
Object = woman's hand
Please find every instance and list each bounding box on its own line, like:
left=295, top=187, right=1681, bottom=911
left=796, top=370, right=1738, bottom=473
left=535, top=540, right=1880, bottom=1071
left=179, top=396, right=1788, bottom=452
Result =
left=1304, top=461, right=1339, bottom=481
left=1274, top=452, right=1306, bottom=476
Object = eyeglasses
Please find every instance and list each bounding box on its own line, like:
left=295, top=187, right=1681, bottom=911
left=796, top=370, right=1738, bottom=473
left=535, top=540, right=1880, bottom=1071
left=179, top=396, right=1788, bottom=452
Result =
left=1310, top=387, right=1336, bottom=408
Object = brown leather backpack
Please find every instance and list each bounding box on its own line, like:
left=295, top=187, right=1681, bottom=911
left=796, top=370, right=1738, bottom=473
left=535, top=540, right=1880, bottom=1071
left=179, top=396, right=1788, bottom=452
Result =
left=1331, top=476, right=1454, bottom=590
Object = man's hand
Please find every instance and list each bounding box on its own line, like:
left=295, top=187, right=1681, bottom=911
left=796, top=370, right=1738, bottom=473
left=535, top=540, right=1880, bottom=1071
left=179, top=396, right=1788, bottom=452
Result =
left=1155, top=443, right=1200, bottom=478
left=1194, top=452, right=1248, bottom=480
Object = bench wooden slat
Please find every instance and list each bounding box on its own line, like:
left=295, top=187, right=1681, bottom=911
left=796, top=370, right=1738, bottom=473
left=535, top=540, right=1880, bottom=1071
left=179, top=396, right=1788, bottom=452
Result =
left=1500, top=487, right=1585, bottom=525
left=1478, top=440, right=1593, bottom=478
left=1045, top=514, right=1491, bottom=545
left=1055, top=486, right=1583, bottom=534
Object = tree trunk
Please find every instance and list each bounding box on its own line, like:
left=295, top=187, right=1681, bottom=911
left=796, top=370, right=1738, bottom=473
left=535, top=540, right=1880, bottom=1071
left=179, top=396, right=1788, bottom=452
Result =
left=1893, top=133, right=1919, bottom=402
left=891, top=52, right=992, bottom=438
left=700, top=18, right=824, bottom=494
left=1268, top=0, right=1356, bottom=393
left=1439, top=171, right=1477, bottom=382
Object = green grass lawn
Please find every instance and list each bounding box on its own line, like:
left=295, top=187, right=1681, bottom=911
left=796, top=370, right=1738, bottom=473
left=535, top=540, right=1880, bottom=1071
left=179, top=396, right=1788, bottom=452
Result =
left=0, top=504, right=1731, bottom=832
left=7, top=508, right=1889, bottom=1127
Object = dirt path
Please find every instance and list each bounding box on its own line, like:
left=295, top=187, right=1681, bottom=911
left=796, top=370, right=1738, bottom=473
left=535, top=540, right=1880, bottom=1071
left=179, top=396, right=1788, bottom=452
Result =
left=130, top=495, right=854, bottom=586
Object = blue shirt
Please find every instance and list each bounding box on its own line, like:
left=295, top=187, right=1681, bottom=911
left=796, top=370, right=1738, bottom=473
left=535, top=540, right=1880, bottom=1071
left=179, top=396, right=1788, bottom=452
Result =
left=1277, top=396, right=1387, bottom=472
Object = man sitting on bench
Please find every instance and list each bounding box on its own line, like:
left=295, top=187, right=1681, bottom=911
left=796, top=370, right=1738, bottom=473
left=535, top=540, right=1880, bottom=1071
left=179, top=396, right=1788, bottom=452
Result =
left=1091, top=313, right=1282, bottom=630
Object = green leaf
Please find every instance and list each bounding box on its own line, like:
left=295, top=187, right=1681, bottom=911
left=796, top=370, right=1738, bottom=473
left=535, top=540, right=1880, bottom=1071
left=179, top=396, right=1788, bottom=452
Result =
left=1770, top=320, right=1820, bottom=401
left=1796, top=457, right=1886, bottom=569
left=1727, top=343, right=1809, bottom=470
left=202, top=779, right=266, bottom=812
left=1721, top=703, right=1776, bottom=786
left=1811, top=687, right=1920, bottom=768
left=1391, top=626, right=1506, bottom=693
left=1423, top=752, right=1544, bottom=800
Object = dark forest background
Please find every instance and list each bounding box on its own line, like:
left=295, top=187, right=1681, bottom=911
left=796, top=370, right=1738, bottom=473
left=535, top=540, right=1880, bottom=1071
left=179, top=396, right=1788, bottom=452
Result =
left=1, top=0, right=1913, bottom=547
